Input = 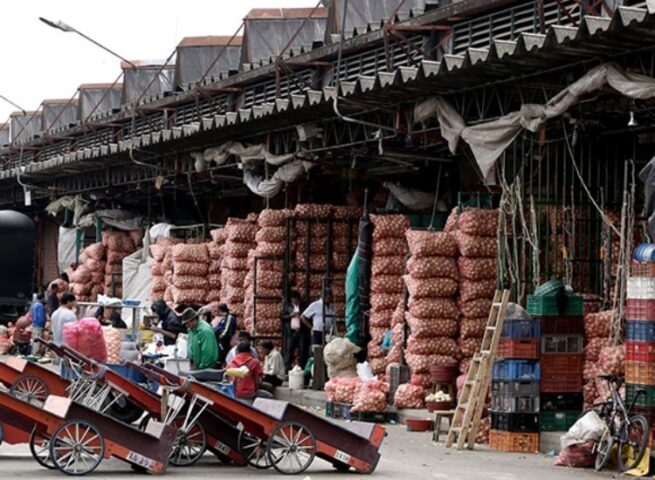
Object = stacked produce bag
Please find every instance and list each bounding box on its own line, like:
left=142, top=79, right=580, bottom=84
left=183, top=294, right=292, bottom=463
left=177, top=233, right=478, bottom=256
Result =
left=170, top=243, right=210, bottom=306
left=244, top=209, right=291, bottom=337
left=330, top=206, right=361, bottom=327
left=582, top=310, right=613, bottom=408
left=150, top=237, right=182, bottom=303
left=447, top=208, right=498, bottom=374
left=403, top=230, right=460, bottom=395
left=368, top=214, right=410, bottom=376
left=293, top=203, right=332, bottom=302
left=70, top=243, right=106, bottom=301
left=103, top=231, right=138, bottom=298
left=207, top=228, right=226, bottom=303
left=220, top=218, right=257, bottom=327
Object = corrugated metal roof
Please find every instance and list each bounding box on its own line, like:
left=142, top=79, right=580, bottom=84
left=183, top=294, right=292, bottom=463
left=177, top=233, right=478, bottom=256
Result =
left=78, top=83, right=123, bottom=90
left=178, top=36, right=244, bottom=47
left=246, top=8, right=328, bottom=19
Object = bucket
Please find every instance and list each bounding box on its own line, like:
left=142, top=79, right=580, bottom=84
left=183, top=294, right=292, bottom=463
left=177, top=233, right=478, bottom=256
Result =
left=289, top=370, right=304, bottom=390
left=430, top=364, right=457, bottom=383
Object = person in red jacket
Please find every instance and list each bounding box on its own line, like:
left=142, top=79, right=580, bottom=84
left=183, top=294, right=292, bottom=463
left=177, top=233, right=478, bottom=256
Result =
left=228, top=342, right=264, bottom=400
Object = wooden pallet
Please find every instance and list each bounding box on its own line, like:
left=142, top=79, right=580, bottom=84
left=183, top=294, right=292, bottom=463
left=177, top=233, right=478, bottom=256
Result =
left=445, top=289, right=510, bottom=450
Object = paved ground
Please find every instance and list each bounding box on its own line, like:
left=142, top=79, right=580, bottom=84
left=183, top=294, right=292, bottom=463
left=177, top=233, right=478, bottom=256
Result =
left=0, top=424, right=616, bottom=479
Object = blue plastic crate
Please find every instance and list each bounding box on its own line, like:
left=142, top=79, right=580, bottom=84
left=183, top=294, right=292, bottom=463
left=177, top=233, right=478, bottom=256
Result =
left=502, top=318, right=541, bottom=339
left=492, top=360, right=541, bottom=381
left=106, top=364, right=148, bottom=384
left=626, top=321, right=655, bottom=342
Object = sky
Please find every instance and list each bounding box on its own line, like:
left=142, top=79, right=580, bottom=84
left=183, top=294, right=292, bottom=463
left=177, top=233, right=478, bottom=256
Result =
left=0, top=0, right=316, bottom=122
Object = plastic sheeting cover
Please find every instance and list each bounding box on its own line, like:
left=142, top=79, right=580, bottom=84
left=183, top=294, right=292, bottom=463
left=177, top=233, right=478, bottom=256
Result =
left=0, top=126, right=9, bottom=146
left=244, top=18, right=326, bottom=64
left=122, top=248, right=153, bottom=305
left=76, top=209, right=144, bottom=231
left=42, top=102, right=78, bottom=132
left=123, top=67, right=174, bottom=103
left=11, top=113, right=42, bottom=144
left=58, top=227, right=78, bottom=274
left=330, top=0, right=425, bottom=35
left=78, top=87, right=122, bottom=121
left=175, top=45, right=241, bottom=87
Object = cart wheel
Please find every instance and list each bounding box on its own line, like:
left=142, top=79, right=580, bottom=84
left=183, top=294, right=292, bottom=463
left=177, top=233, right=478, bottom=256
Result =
left=106, top=393, right=144, bottom=425
left=10, top=375, right=49, bottom=406
left=266, top=422, right=316, bottom=475
left=30, top=429, right=55, bottom=470
left=238, top=430, right=272, bottom=469
left=50, top=420, right=105, bottom=476
left=169, top=416, right=207, bottom=467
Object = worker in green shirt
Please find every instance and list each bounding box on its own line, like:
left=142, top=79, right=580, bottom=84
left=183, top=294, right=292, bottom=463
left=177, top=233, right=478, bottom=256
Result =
left=180, top=308, right=219, bottom=370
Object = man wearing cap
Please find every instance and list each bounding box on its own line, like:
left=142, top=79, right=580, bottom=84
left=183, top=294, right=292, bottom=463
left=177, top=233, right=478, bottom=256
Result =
left=181, top=308, right=219, bottom=370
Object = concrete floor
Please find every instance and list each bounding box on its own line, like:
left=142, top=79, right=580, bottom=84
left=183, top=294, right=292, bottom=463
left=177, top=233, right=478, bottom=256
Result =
left=0, top=424, right=616, bottom=480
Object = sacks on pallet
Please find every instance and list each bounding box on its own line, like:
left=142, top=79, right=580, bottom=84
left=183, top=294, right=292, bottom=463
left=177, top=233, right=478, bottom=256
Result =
left=70, top=243, right=107, bottom=302
left=220, top=218, right=257, bottom=324
left=394, top=383, right=424, bottom=409
left=351, top=380, right=389, bottom=413
left=170, top=244, right=209, bottom=306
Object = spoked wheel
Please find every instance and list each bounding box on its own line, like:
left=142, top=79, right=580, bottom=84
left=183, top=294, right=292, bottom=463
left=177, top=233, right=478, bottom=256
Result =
left=618, top=414, right=650, bottom=472
left=49, top=420, right=105, bottom=476
left=266, top=422, right=316, bottom=475
left=10, top=375, right=49, bottom=407
left=30, top=429, right=55, bottom=470
left=238, top=430, right=272, bottom=469
left=169, top=416, right=207, bottom=467
left=595, top=431, right=614, bottom=472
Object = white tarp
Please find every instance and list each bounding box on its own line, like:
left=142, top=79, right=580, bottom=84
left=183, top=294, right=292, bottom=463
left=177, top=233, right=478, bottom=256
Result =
left=415, top=63, right=655, bottom=179
left=46, top=196, right=89, bottom=224
left=58, top=227, right=78, bottom=273
left=122, top=243, right=152, bottom=306
left=383, top=182, right=435, bottom=210
left=76, top=209, right=145, bottom=231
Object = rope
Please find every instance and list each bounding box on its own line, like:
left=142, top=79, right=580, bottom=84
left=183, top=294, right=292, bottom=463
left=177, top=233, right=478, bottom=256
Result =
left=428, top=164, right=442, bottom=231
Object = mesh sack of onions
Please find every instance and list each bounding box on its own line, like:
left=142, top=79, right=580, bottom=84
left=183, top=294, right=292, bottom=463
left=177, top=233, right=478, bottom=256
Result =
left=324, top=377, right=360, bottom=403
left=405, top=230, right=458, bottom=257
left=294, top=203, right=332, bottom=218
left=460, top=298, right=493, bottom=318
left=351, top=380, right=389, bottom=413
left=372, top=238, right=409, bottom=256
left=210, top=228, right=227, bottom=244
left=406, top=316, right=458, bottom=338
left=406, top=336, right=459, bottom=356
left=459, top=279, right=497, bottom=302
left=457, top=208, right=498, bottom=237
left=454, top=231, right=497, bottom=258
left=225, top=222, right=258, bottom=242
left=371, top=275, right=405, bottom=295
left=255, top=227, right=287, bottom=243
left=394, top=384, right=425, bottom=409
left=258, top=209, right=293, bottom=227
left=173, top=274, right=208, bottom=290
left=404, top=275, right=458, bottom=299
left=371, top=214, right=410, bottom=240
left=598, top=345, right=625, bottom=377
left=102, top=231, right=135, bottom=253
left=174, top=262, right=208, bottom=277
left=457, top=257, right=497, bottom=280
left=460, top=317, right=487, bottom=339
left=407, top=256, right=459, bottom=280
left=459, top=337, right=483, bottom=357
left=369, top=309, right=394, bottom=328
left=408, top=298, right=458, bottom=319
left=584, top=310, right=614, bottom=339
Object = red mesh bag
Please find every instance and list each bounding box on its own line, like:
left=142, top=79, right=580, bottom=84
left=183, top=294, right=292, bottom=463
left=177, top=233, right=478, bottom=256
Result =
left=460, top=279, right=497, bottom=302
left=369, top=309, right=394, bottom=328
left=371, top=295, right=400, bottom=312
left=210, top=228, right=227, bottom=244
left=371, top=256, right=406, bottom=276
left=458, top=257, right=498, bottom=280
left=85, top=243, right=106, bottom=261
left=256, top=227, right=287, bottom=243
left=372, top=238, right=408, bottom=256
left=225, top=222, right=258, bottom=242
left=393, top=384, right=424, bottom=409
left=460, top=317, right=487, bottom=339
left=172, top=244, right=209, bottom=263
left=407, top=315, right=458, bottom=338
left=454, top=231, right=497, bottom=258
left=256, top=242, right=286, bottom=257
left=408, top=298, right=458, bottom=319
left=406, top=337, right=459, bottom=356
left=173, top=274, right=208, bottom=290
left=371, top=214, right=410, bottom=240
left=460, top=298, right=493, bottom=318
left=371, top=275, right=405, bottom=294
left=224, top=241, right=253, bottom=257
left=258, top=209, right=293, bottom=227
left=102, top=231, right=135, bottom=253
left=459, top=337, right=482, bottom=357
left=404, top=275, right=458, bottom=299
left=174, top=262, right=208, bottom=276
left=458, top=208, right=498, bottom=237
left=294, top=203, right=332, bottom=218
left=407, top=256, right=458, bottom=280
left=405, top=230, right=458, bottom=258
left=150, top=244, right=167, bottom=262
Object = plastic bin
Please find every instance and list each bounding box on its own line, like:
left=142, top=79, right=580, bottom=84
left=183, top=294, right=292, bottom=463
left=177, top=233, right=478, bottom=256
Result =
left=527, top=295, right=583, bottom=316
left=492, top=360, right=540, bottom=381
left=540, top=393, right=583, bottom=412
left=626, top=362, right=655, bottom=385
left=631, top=262, right=655, bottom=278
left=626, top=384, right=655, bottom=407
left=626, top=299, right=655, bottom=321
left=491, top=380, right=540, bottom=413
left=626, top=342, right=655, bottom=363
left=539, top=316, right=584, bottom=335
left=541, top=335, right=583, bottom=354
left=628, top=277, right=655, bottom=299
left=539, top=411, right=579, bottom=432
left=497, top=339, right=540, bottom=359
left=489, top=430, right=539, bottom=453
left=626, top=321, right=655, bottom=342
left=502, top=319, right=541, bottom=339
left=490, top=412, right=539, bottom=432
left=540, top=354, right=584, bottom=375
left=541, top=373, right=583, bottom=393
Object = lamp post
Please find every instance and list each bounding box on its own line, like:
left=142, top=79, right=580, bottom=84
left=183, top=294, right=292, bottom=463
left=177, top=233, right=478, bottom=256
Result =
left=39, top=17, right=138, bottom=69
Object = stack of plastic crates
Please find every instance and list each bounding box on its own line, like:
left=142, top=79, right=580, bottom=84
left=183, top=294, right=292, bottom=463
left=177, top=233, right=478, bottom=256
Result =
left=525, top=292, right=584, bottom=435
left=626, top=273, right=655, bottom=449
left=489, top=316, right=540, bottom=453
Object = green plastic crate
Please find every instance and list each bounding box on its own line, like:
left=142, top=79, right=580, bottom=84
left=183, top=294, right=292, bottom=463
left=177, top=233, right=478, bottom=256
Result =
left=527, top=295, right=583, bottom=316
left=626, top=384, right=655, bottom=407
left=539, top=411, right=580, bottom=432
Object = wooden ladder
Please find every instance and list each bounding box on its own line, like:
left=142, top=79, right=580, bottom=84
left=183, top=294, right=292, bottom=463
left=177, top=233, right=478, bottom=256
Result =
left=444, top=289, right=510, bottom=450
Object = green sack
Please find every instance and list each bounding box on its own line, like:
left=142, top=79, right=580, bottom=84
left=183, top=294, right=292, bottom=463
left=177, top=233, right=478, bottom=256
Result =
left=345, top=250, right=360, bottom=345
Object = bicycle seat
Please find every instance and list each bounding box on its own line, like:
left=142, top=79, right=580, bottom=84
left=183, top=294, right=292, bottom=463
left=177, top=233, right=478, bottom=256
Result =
left=181, top=369, right=226, bottom=382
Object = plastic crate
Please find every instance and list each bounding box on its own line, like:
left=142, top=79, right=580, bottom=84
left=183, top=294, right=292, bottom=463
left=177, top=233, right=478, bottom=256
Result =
left=626, top=384, right=655, bottom=407
left=627, top=321, right=655, bottom=342
left=325, top=402, right=352, bottom=420
left=628, top=277, right=655, bottom=299
left=497, top=339, right=540, bottom=359
left=388, top=364, right=410, bottom=405
left=490, top=412, right=539, bottom=432
left=633, top=406, right=655, bottom=428
left=626, top=299, right=655, bottom=321
left=540, top=393, right=583, bottom=412
left=626, top=362, right=655, bottom=385
left=541, top=335, right=583, bottom=355
left=626, top=342, right=655, bottom=363
left=541, top=373, right=583, bottom=393
left=631, top=262, right=655, bottom=277
left=539, top=411, right=580, bottom=432
left=492, top=360, right=541, bottom=381
left=539, top=316, right=584, bottom=335
left=527, top=295, right=583, bottom=316
left=540, top=354, right=584, bottom=375
left=502, top=318, right=541, bottom=339
left=491, top=380, right=540, bottom=413
left=489, top=430, right=540, bottom=453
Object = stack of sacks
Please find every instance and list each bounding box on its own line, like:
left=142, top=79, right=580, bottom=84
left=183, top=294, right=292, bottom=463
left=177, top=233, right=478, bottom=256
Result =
left=404, top=230, right=460, bottom=391
left=171, top=243, right=209, bottom=306
left=103, top=327, right=122, bottom=364
left=102, top=231, right=137, bottom=298
left=386, top=298, right=406, bottom=366
left=70, top=243, right=106, bottom=302
left=447, top=208, right=498, bottom=374
left=220, top=218, right=258, bottom=327
left=150, top=237, right=183, bottom=304
left=244, top=209, right=291, bottom=337
left=207, top=228, right=227, bottom=303
left=368, top=214, right=410, bottom=376
left=583, top=310, right=614, bottom=409
left=293, top=204, right=332, bottom=301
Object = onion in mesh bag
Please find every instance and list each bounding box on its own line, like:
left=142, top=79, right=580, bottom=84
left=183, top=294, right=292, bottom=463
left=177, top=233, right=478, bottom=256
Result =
left=406, top=353, right=456, bottom=373
left=454, top=231, right=497, bottom=258
left=460, top=317, right=487, bottom=339
left=371, top=256, right=406, bottom=276
left=324, top=377, right=360, bottom=404
left=367, top=342, right=385, bottom=359
left=256, top=242, right=287, bottom=257
left=371, top=214, right=410, bottom=240
left=407, top=256, right=458, bottom=280
left=174, top=262, right=208, bottom=277
left=408, top=298, right=458, bottom=319
left=369, top=357, right=388, bottom=375
left=255, top=227, right=287, bottom=243
left=406, top=315, right=458, bottom=338
left=458, top=208, right=498, bottom=237
left=584, top=310, right=614, bottom=339
left=585, top=338, right=610, bottom=362
left=258, top=209, right=293, bottom=227
left=405, top=230, right=458, bottom=258
left=457, top=257, right=498, bottom=280
left=394, top=384, right=424, bottom=409
left=370, top=309, right=394, bottom=328
left=294, top=203, right=332, bottom=218
left=369, top=327, right=388, bottom=343
left=372, top=238, right=408, bottom=256
left=410, top=373, right=433, bottom=390
left=371, top=275, right=405, bottom=294
left=406, top=336, right=459, bottom=356
left=459, top=337, right=483, bottom=357
left=173, top=274, right=209, bottom=290
left=598, top=345, right=625, bottom=377
left=224, top=241, right=254, bottom=257
left=85, top=243, right=106, bottom=261
left=460, top=298, right=493, bottom=318
left=372, top=295, right=402, bottom=312
left=210, top=228, right=227, bottom=244
left=404, top=275, right=458, bottom=299
left=351, top=380, right=389, bottom=413
left=225, top=222, right=258, bottom=242
left=459, top=279, right=497, bottom=303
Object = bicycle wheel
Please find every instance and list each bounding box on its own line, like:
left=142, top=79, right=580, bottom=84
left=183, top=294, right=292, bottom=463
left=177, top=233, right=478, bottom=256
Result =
left=618, top=414, right=649, bottom=472
left=595, top=432, right=613, bottom=471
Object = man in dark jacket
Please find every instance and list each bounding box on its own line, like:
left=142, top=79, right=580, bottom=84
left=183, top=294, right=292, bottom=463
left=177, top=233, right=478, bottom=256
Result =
left=213, top=303, right=237, bottom=367
left=281, top=291, right=309, bottom=370
left=150, top=300, right=186, bottom=346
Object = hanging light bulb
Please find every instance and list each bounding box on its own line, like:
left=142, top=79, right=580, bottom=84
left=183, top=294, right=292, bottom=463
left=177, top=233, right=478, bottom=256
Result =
left=628, top=99, right=639, bottom=127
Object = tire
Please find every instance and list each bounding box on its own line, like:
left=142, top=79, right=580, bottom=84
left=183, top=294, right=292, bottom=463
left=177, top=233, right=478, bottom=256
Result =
left=106, top=394, right=144, bottom=425
left=50, top=420, right=105, bottom=476
left=169, top=416, right=207, bottom=467
left=10, top=376, right=49, bottom=407
left=266, top=422, right=316, bottom=475
left=29, top=429, right=55, bottom=470
left=595, top=432, right=613, bottom=472
left=618, top=414, right=650, bottom=472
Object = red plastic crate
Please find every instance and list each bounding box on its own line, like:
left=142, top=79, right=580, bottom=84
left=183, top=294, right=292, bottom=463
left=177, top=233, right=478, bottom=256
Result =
left=489, top=430, right=539, bottom=453
left=540, top=316, right=584, bottom=335
left=626, top=299, right=655, bottom=321
left=632, top=263, right=655, bottom=277
left=626, top=362, right=655, bottom=385
left=540, top=354, right=584, bottom=375
left=497, top=339, right=540, bottom=359
left=626, top=342, right=655, bottom=363
left=541, top=373, right=583, bottom=393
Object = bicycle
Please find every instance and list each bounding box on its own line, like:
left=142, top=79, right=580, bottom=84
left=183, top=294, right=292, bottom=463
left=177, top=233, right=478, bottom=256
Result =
left=592, top=375, right=650, bottom=472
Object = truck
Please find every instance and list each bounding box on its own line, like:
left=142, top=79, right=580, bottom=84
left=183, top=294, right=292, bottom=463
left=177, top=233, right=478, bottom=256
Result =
left=0, top=210, right=36, bottom=325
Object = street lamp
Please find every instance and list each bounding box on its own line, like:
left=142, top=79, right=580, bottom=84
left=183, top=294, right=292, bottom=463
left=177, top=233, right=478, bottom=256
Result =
left=39, top=16, right=138, bottom=69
